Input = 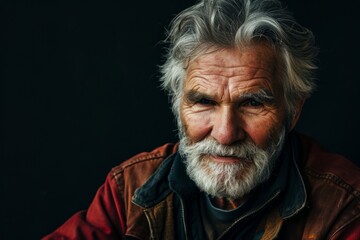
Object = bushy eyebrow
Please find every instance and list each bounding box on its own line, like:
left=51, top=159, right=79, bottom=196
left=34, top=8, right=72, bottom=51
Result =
left=184, top=88, right=275, bottom=104
left=184, top=90, right=216, bottom=103
left=239, top=89, right=275, bottom=103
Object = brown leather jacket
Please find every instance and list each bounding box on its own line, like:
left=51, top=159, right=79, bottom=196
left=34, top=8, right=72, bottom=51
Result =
left=43, top=133, right=360, bottom=239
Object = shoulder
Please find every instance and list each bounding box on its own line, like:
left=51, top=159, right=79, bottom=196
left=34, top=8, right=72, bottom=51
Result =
left=296, top=132, right=360, bottom=191
left=295, top=132, right=360, bottom=237
left=112, top=143, right=178, bottom=173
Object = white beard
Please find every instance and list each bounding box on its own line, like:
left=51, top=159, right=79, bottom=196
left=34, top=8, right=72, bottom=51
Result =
left=178, top=129, right=286, bottom=199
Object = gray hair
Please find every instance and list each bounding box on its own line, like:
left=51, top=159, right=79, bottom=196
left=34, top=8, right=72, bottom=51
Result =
left=160, top=0, right=317, bottom=124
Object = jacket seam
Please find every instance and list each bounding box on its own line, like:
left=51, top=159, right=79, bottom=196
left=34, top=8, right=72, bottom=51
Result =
left=111, top=153, right=168, bottom=177
left=304, top=168, right=360, bottom=199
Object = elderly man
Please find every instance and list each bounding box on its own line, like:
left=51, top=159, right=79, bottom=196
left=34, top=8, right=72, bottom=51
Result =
left=43, top=0, right=360, bottom=239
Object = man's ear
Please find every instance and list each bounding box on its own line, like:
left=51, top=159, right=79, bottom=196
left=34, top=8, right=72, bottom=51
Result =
left=289, top=100, right=305, bottom=130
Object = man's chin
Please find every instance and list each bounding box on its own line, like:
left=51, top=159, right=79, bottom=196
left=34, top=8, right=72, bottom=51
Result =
left=186, top=159, right=256, bottom=198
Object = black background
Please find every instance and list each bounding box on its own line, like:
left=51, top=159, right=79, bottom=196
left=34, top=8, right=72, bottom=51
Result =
left=2, top=0, right=359, bottom=239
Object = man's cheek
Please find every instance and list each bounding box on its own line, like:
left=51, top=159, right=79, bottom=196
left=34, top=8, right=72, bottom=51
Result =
left=181, top=112, right=211, bottom=140
left=184, top=120, right=212, bottom=143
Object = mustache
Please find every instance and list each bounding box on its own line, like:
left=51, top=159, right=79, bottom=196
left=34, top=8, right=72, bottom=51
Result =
left=180, top=138, right=267, bottom=162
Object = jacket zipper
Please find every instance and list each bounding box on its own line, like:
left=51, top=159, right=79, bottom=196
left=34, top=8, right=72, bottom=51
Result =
left=143, top=209, right=156, bottom=240
left=179, top=198, right=189, bottom=240
left=216, top=191, right=281, bottom=240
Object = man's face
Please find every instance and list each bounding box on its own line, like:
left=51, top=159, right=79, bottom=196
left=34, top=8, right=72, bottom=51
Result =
left=179, top=42, right=292, bottom=198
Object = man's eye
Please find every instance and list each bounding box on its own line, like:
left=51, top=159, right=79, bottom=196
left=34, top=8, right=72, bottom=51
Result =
left=197, top=98, right=215, bottom=105
left=244, top=99, right=262, bottom=107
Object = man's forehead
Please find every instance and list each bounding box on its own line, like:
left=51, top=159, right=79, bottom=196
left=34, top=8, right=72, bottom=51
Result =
left=188, top=43, right=278, bottom=70
left=183, top=44, right=282, bottom=100
left=184, top=49, right=279, bottom=93
left=185, top=53, right=278, bottom=87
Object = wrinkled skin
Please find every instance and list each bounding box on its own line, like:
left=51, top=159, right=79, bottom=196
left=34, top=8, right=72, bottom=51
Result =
left=180, top=42, right=302, bottom=164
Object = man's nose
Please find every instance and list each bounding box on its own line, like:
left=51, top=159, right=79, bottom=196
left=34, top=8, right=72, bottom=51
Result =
left=210, top=106, right=245, bottom=145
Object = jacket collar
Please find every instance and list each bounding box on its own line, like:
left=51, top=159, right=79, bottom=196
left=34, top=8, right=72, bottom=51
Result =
left=279, top=133, right=307, bottom=219
left=132, top=152, right=175, bottom=208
